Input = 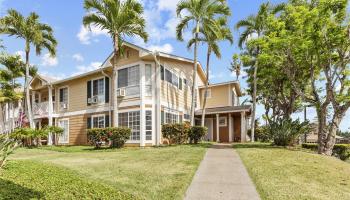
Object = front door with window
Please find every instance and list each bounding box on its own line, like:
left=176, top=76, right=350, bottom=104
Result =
left=58, top=119, right=69, bottom=144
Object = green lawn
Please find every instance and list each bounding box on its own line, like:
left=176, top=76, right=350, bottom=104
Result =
left=1, top=144, right=210, bottom=200
left=234, top=143, right=350, bottom=200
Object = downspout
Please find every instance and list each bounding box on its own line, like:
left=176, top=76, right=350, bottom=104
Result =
left=101, top=69, right=112, bottom=127
left=153, top=51, right=161, bottom=145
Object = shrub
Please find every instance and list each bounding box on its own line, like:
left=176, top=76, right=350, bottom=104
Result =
left=162, top=123, right=190, bottom=144
left=189, top=126, right=207, bottom=144
left=0, top=134, right=18, bottom=169
left=333, top=144, right=350, bottom=161
left=87, top=127, right=131, bottom=149
left=87, top=128, right=107, bottom=149
left=10, top=128, right=49, bottom=147
left=269, top=118, right=310, bottom=146
left=248, top=126, right=271, bottom=142
left=106, top=127, right=131, bottom=148
left=301, top=143, right=350, bottom=161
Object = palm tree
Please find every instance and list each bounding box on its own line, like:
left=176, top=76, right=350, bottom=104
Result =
left=0, top=54, right=25, bottom=131
left=0, top=10, right=57, bottom=128
left=235, top=2, right=282, bottom=142
left=176, top=0, right=230, bottom=125
left=83, top=0, right=148, bottom=126
left=188, top=17, right=233, bottom=126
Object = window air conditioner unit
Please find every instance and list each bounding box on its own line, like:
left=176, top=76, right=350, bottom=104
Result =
left=117, top=88, right=126, bottom=97
left=62, top=103, right=68, bottom=109
left=88, top=96, right=98, bottom=104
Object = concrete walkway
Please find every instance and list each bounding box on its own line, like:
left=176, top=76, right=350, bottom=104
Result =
left=184, top=144, right=260, bottom=200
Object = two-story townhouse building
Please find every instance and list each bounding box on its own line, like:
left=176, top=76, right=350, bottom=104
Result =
left=23, top=42, right=251, bottom=146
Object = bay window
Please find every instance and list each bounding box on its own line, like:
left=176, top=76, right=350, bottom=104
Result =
left=118, top=65, right=140, bottom=96
left=118, top=111, right=140, bottom=141
left=145, top=110, right=152, bottom=140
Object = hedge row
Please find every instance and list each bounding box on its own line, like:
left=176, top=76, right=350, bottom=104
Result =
left=302, top=143, right=350, bottom=161
left=162, top=123, right=207, bottom=144
left=87, top=127, right=131, bottom=149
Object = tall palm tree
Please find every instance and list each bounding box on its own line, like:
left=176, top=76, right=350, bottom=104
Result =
left=188, top=17, right=233, bottom=126
left=83, top=0, right=148, bottom=126
left=0, top=10, right=57, bottom=128
left=176, top=0, right=230, bottom=125
left=235, top=2, right=282, bottom=142
left=0, top=54, right=25, bottom=131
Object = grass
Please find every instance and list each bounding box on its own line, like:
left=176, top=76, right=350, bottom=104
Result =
left=0, top=161, right=134, bottom=200
left=234, top=143, right=350, bottom=200
left=3, top=143, right=209, bottom=200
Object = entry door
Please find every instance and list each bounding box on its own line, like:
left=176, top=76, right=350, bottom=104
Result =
left=204, top=118, right=213, bottom=141
left=58, top=119, right=69, bottom=144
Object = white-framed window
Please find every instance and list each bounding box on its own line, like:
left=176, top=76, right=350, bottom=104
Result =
left=118, top=111, right=140, bottom=141
left=161, top=108, right=182, bottom=124
left=145, top=64, right=152, bottom=96
left=160, top=65, right=182, bottom=90
left=92, top=114, right=105, bottom=128
left=184, top=113, right=190, bottom=121
left=59, top=87, right=68, bottom=109
left=118, top=65, right=140, bottom=96
left=91, top=78, right=105, bottom=103
left=58, top=119, right=69, bottom=144
left=145, top=110, right=152, bottom=140
left=219, top=117, right=227, bottom=127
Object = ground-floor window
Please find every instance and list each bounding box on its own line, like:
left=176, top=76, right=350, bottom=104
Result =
left=58, top=119, right=69, bottom=144
left=161, top=108, right=183, bottom=124
left=118, top=111, right=140, bottom=140
left=87, top=114, right=109, bottom=129
left=145, top=110, right=152, bottom=140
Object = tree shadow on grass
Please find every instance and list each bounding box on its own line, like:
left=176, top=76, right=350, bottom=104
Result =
left=0, top=179, right=43, bottom=200
left=233, top=143, right=279, bottom=149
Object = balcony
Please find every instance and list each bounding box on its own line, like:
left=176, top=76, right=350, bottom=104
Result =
left=33, top=101, right=55, bottom=117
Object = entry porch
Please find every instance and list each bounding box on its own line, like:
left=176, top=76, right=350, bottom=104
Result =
left=195, top=106, right=251, bottom=143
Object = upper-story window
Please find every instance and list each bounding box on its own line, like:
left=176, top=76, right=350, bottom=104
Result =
left=118, top=65, right=140, bottom=96
left=145, top=64, right=152, bottom=96
left=59, top=87, right=68, bottom=110
left=87, top=77, right=109, bottom=105
left=160, top=65, right=182, bottom=90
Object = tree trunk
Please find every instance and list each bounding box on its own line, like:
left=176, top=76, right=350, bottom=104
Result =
left=113, top=34, right=119, bottom=127
left=25, top=45, right=34, bottom=128
left=250, top=61, right=258, bottom=142
left=190, top=22, right=200, bottom=126
left=201, top=47, right=211, bottom=127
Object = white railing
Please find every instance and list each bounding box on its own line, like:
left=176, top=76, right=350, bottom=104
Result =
left=33, top=101, right=49, bottom=116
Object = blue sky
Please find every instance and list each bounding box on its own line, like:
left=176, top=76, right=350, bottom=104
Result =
left=0, top=0, right=349, bottom=131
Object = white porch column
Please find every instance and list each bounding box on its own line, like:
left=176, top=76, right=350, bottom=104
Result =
left=154, top=55, right=162, bottom=146
left=48, top=86, right=53, bottom=145
left=241, top=111, right=246, bottom=142
left=229, top=113, right=233, bottom=142
left=113, top=68, right=118, bottom=127
left=140, top=64, right=145, bottom=147
left=31, top=91, right=36, bottom=107
left=216, top=114, right=219, bottom=142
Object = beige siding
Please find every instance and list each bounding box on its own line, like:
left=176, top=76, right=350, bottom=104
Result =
left=160, top=58, right=205, bottom=112
left=200, top=84, right=232, bottom=108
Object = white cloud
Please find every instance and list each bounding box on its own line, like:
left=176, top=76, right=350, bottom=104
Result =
left=40, top=71, right=66, bottom=80
left=72, top=53, right=84, bottom=62
left=147, top=43, right=173, bottom=53
left=14, top=50, right=25, bottom=60
left=71, top=62, right=102, bottom=76
left=41, top=53, right=58, bottom=67
left=77, top=25, right=108, bottom=45
left=157, top=0, right=179, bottom=13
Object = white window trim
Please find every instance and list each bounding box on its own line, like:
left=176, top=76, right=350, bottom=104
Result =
left=117, top=63, right=141, bottom=98
left=58, top=86, right=69, bottom=111
left=145, top=109, right=152, bottom=141
left=58, top=118, right=69, bottom=144
left=90, top=76, right=106, bottom=105
left=161, top=65, right=182, bottom=90
left=219, top=116, right=227, bottom=127
left=91, top=114, right=106, bottom=128
left=118, top=110, right=141, bottom=143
